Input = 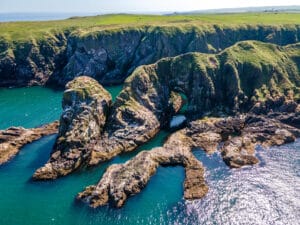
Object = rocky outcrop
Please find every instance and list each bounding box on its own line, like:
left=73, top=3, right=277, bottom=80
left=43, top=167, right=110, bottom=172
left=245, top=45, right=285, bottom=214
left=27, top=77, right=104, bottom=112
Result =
left=75, top=39, right=300, bottom=207
left=33, top=76, right=112, bottom=180
left=1, top=24, right=300, bottom=87
left=77, top=106, right=300, bottom=208
left=77, top=128, right=208, bottom=208
left=0, top=122, right=58, bottom=165
left=34, top=41, right=300, bottom=180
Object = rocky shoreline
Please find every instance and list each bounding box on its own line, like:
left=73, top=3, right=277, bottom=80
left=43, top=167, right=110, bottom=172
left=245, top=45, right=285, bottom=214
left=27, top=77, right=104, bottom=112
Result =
left=1, top=39, right=300, bottom=208
left=0, top=122, right=58, bottom=165
left=77, top=110, right=300, bottom=207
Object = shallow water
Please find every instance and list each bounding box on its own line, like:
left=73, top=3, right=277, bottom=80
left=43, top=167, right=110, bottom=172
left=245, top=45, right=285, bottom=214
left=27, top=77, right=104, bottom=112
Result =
left=0, top=87, right=299, bottom=225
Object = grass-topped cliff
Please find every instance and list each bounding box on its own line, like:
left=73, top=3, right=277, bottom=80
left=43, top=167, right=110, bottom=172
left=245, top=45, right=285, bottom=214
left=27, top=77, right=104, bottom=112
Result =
left=0, top=13, right=299, bottom=87
left=1, top=13, right=300, bottom=41
left=118, top=40, right=300, bottom=120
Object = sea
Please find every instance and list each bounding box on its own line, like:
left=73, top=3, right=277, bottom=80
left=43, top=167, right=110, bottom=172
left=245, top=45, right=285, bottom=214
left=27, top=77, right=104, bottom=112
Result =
left=0, top=86, right=299, bottom=225
left=0, top=12, right=99, bottom=22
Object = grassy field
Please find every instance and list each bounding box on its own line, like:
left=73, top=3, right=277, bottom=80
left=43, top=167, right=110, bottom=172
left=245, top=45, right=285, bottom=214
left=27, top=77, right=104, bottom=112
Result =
left=0, top=13, right=299, bottom=42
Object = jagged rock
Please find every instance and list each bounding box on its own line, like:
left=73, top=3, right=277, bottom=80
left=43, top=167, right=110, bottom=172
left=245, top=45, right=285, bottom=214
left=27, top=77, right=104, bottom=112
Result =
left=35, top=41, right=300, bottom=180
left=77, top=107, right=300, bottom=208
left=221, top=114, right=300, bottom=168
left=0, top=122, right=59, bottom=165
left=77, top=129, right=208, bottom=208
left=33, top=76, right=112, bottom=180
left=87, top=41, right=300, bottom=167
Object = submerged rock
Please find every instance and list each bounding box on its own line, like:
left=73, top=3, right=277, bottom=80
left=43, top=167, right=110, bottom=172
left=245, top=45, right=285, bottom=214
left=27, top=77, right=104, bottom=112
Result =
left=0, top=122, right=58, bottom=165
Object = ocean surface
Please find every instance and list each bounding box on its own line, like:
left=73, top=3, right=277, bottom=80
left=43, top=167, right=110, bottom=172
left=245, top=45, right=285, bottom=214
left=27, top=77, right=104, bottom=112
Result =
left=0, top=12, right=99, bottom=22
left=0, top=86, right=299, bottom=225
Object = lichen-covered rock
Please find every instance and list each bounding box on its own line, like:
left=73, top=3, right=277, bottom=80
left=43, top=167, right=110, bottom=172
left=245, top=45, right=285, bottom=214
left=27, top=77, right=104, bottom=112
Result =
left=33, top=76, right=112, bottom=180
left=0, top=122, right=59, bottom=165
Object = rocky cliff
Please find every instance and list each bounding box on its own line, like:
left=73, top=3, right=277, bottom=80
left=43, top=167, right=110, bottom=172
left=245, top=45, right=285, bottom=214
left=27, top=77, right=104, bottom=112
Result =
left=1, top=24, right=300, bottom=87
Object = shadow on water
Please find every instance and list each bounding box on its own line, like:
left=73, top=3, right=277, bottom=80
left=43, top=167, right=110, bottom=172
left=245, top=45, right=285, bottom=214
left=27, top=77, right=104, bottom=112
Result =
left=26, top=134, right=57, bottom=169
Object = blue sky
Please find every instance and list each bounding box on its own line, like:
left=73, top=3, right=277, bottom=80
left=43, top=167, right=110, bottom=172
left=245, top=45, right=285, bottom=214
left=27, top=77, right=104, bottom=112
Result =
left=0, top=0, right=299, bottom=13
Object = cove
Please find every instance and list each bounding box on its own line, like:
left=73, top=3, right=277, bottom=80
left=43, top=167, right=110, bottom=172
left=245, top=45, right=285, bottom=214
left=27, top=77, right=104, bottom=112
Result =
left=0, top=86, right=299, bottom=225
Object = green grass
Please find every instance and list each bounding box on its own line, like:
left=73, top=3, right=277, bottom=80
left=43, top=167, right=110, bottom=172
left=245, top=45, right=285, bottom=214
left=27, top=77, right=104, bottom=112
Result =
left=0, top=13, right=299, bottom=42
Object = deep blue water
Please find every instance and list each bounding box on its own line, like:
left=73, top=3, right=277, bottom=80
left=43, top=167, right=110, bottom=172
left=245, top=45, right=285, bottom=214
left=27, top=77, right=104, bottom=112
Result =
left=0, top=87, right=299, bottom=225
left=0, top=12, right=99, bottom=22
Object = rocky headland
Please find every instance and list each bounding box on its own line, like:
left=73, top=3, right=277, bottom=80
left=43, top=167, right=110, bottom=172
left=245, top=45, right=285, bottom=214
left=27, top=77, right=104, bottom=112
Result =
left=0, top=121, right=58, bottom=165
left=25, top=40, right=300, bottom=207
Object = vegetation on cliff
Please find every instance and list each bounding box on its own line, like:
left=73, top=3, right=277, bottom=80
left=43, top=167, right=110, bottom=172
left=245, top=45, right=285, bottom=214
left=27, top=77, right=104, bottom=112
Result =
left=1, top=13, right=300, bottom=41
left=0, top=13, right=300, bottom=87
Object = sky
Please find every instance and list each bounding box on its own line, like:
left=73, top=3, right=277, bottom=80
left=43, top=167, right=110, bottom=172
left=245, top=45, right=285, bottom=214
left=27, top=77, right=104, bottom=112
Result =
left=0, top=0, right=299, bottom=13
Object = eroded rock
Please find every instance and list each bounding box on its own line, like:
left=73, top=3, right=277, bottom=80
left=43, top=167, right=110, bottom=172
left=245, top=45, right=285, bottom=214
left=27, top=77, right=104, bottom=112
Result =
left=77, top=130, right=208, bottom=208
left=77, top=106, right=300, bottom=208
left=0, top=122, right=59, bottom=165
left=36, top=41, right=300, bottom=180
left=33, top=76, right=112, bottom=180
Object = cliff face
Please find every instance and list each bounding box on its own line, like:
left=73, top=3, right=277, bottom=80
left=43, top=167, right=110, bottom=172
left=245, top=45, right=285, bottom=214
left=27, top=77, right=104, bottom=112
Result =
left=0, top=32, right=68, bottom=87
left=1, top=25, right=300, bottom=87
left=116, top=41, right=300, bottom=119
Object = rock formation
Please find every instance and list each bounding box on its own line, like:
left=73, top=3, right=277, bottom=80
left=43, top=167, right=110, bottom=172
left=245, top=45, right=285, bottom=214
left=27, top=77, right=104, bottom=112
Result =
left=33, top=76, right=112, bottom=179
left=30, top=40, right=300, bottom=207
left=0, top=122, right=58, bottom=165
left=34, top=41, right=300, bottom=180
left=77, top=108, right=300, bottom=208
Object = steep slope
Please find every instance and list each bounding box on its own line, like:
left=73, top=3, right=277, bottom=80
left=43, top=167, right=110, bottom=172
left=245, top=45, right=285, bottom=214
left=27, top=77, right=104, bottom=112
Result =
left=1, top=22, right=300, bottom=87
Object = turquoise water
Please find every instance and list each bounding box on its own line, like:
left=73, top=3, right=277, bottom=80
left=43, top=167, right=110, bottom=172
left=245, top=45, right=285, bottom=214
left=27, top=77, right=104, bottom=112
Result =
left=0, top=87, right=62, bottom=129
left=0, top=87, right=299, bottom=225
left=0, top=85, right=123, bottom=130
